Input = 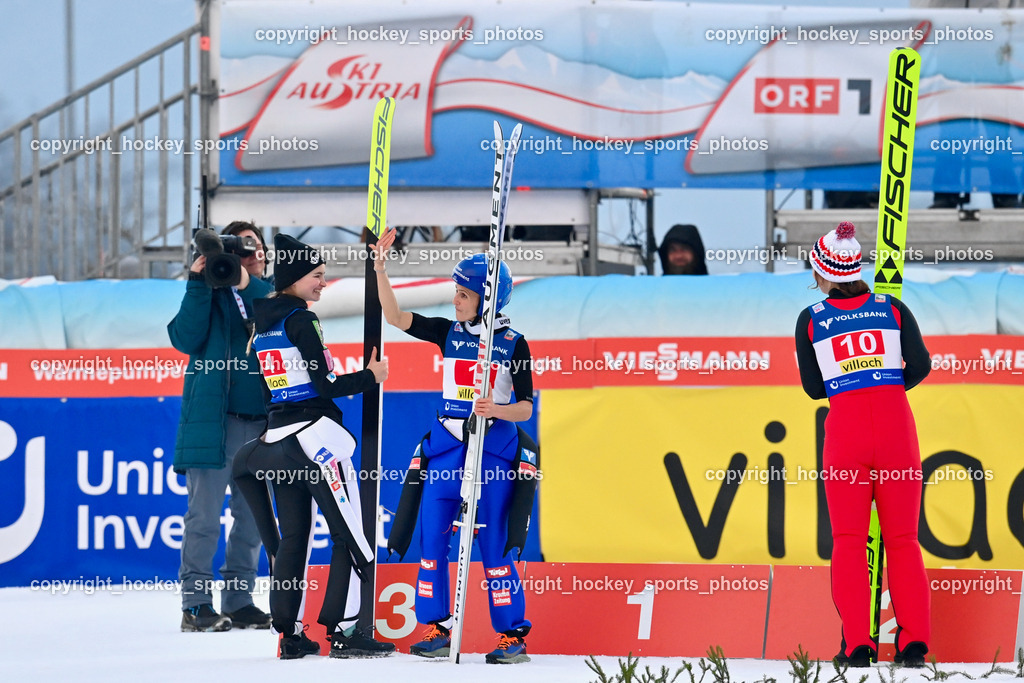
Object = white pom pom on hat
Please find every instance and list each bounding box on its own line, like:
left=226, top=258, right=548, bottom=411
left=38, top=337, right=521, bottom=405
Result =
left=809, top=221, right=862, bottom=283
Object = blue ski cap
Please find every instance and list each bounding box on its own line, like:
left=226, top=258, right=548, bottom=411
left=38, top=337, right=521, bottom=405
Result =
left=452, top=253, right=512, bottom=316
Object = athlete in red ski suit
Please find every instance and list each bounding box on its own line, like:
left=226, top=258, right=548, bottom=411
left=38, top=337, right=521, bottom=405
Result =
left=795, top=222, right=931, bottom=668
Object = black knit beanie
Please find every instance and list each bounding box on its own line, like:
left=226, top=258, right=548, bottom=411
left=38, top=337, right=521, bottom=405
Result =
left=274, top=233, right=323, bottom=292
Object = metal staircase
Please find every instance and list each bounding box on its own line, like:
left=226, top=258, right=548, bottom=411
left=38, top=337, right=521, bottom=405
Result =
left=0, top=24, right=202, bottom=281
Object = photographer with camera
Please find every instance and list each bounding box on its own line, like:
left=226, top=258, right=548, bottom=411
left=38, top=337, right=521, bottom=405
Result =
left=169, top=220, right=274, bottom=632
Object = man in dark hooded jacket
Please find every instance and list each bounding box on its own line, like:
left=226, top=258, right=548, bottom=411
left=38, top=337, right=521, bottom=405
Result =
left=657, top=224, right=708, bottom=275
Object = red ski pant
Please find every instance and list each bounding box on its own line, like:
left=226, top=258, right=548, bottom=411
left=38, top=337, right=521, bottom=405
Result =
left=823, top=386, right=930, bottom=655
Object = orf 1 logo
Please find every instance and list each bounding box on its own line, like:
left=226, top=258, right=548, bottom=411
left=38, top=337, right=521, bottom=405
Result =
left=754, top=78, right=840, bottom=114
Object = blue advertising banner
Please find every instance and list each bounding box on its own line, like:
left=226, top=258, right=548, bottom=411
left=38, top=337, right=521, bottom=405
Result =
left=215, top=0, right=1024, bottom=191
left=0, top=398, right=187, bottom=588
left=0, top=393, right=542, bottom=587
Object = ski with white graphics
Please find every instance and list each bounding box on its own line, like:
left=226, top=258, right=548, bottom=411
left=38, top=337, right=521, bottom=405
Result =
left=449, top=120, right=523, bottom=664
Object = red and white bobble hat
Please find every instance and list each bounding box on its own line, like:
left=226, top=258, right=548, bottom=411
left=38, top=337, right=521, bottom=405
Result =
left=809, top=221, right=862, bottom=282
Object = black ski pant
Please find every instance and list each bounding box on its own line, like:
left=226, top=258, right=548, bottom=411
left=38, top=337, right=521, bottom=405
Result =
left=233, top=437, right=368, bottom=636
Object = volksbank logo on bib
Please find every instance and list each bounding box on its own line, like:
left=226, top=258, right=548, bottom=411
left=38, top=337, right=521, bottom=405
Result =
left=840, top=356, right=883, bottom=373
left=818, top=311, right=888, bottom=331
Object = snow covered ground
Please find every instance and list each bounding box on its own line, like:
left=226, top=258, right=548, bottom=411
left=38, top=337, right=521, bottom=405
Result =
left=1, top=585, right=1020, bottom=682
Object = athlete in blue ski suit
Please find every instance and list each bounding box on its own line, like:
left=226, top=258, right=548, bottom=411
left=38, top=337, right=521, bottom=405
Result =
left=373, top=228, right=538, bottom=664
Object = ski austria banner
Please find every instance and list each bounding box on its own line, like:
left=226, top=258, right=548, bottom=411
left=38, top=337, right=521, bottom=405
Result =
left=215, top=0, right=1024, bottom=191
left=540, top=384, right=1024, bottom=570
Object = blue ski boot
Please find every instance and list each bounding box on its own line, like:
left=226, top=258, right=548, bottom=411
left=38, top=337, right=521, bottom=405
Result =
left=409, top=622, right=451, bottom=658
left=485, top=628, right=530, bottom=664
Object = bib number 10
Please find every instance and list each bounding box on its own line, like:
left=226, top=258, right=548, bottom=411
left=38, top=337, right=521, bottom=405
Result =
left=833, top=330, right=884, bottom=361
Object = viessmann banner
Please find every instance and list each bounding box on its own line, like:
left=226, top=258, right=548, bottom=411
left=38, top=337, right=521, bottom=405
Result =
left=215, top=0, right=1024, bottom=191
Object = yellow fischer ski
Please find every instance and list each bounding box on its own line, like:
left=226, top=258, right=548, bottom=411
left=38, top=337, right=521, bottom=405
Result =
left=869, top=47, right=919, bottom=659
left=366, top=96, right=395, bottom=239
left=358, top=96, right=395, bottom=628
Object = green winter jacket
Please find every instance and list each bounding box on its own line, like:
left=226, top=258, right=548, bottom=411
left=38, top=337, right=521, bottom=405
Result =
left=168, top=275, right=273, bottom=473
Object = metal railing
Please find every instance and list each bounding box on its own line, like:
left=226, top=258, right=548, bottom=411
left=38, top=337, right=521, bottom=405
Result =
left=0, top=24, right=201, bottom=280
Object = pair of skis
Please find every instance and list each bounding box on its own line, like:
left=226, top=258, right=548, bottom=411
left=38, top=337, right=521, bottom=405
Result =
left=355, top=101, right=524, bottom=662
left=450, top=120, right=523, bottom=663
left=867, top=47, right=920, bottom=658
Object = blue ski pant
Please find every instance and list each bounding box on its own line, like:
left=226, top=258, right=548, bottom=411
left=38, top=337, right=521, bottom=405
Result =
left=414, top=426, right=530, bottom=635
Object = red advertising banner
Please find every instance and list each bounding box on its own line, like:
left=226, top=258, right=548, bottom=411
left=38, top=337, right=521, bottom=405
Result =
left=300, top=562, right=1021, bottom=661
left=1, top=335, right=1021, bottom=398
left=765, top=565, right=1022, bottom=663
left=304, top=562, right=770, bottom=658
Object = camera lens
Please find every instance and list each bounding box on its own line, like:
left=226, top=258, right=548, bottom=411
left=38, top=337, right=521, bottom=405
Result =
left=205, top=253, right=242, bottom=288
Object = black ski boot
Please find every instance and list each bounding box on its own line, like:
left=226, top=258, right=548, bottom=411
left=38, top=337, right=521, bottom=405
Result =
left=328, top=627, right=396, bottom=658
left=180, top=604, right=231, bottom=632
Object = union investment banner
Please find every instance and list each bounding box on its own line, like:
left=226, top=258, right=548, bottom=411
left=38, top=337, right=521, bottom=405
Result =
left=215, top=0, right=1023, bottom=191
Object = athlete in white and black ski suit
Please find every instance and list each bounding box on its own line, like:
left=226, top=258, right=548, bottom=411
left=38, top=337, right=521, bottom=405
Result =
left=232, top=233, right=393, bottom=660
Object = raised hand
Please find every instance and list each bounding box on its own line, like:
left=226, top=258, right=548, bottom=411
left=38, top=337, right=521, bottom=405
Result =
left=373, top=227, right=397, bottom=271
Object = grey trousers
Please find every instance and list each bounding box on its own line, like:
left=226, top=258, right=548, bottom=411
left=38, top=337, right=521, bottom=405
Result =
left=179, top=415, right=265, bottom=612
